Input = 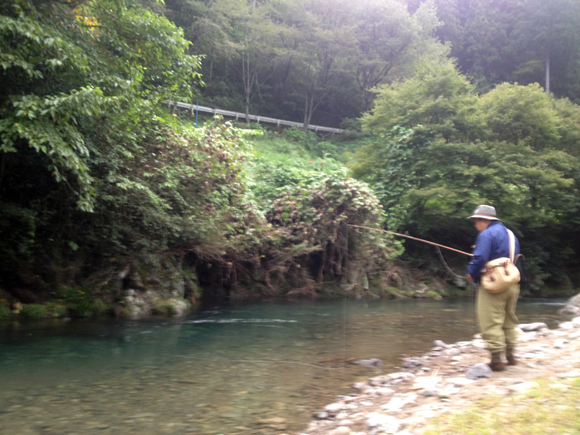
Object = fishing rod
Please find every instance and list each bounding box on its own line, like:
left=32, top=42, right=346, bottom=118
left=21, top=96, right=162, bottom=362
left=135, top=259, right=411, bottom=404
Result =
left=347, top=224, right=473, bottom=257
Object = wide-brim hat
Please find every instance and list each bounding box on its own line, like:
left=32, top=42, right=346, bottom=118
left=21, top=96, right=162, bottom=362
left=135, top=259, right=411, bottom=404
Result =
left=467, top=204, right=500, bottom=221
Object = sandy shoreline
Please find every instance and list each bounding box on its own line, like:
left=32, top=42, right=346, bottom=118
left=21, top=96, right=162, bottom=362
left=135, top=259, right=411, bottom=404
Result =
left=299, top=317, right=580, bottom=435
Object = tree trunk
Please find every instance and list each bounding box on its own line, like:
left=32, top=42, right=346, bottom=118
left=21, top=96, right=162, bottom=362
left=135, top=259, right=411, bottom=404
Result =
left=545, top=52, right=551, bottom=96
left=243, top=51, right=251, bottom=123
left=303, top=92, right=310, bottom=132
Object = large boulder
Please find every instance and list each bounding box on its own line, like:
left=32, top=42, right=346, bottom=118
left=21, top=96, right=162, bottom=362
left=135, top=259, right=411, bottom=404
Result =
left=110, top=255, right=192, bottom=319
left=558, top=292, right=580, bottom=317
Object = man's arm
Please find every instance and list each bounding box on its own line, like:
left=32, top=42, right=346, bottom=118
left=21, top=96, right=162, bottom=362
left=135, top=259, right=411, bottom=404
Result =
left=468, top=231, right=492, bottom=281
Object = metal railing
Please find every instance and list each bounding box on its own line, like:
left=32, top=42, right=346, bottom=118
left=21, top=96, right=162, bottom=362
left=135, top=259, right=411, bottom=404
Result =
left=166, top=101, right=344, bottom=134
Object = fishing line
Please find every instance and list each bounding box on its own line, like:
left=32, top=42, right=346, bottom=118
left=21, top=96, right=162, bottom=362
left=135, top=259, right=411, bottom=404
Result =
left=435, top=245, right=478, bottom=332
left=349, top=224, right=479, bottom=333
left=435, top=246, right=467, bottom=280
left=347, top=224, right=474, bottom=257
left=342, top=225, right=349, bottom=370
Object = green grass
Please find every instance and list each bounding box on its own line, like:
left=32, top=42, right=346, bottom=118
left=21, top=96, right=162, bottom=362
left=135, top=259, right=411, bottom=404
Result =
left=423, top=378, right=580, bottom=435
left=246, top=131, right=345, bottom=175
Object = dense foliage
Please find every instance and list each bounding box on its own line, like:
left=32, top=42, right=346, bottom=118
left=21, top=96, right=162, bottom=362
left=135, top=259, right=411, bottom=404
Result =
left=0, top=0, right=259, bottom=297
left=353, top=59, right=580, bottom=291
left=0, top=0, right=394, bottom=302
left=244, top=133, right=402, bottom=295
left=3, top=0, right=580, bottom=304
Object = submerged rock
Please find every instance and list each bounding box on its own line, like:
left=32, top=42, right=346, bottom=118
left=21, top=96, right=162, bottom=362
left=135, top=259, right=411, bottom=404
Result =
left=354, top=358, right=383, bottom=368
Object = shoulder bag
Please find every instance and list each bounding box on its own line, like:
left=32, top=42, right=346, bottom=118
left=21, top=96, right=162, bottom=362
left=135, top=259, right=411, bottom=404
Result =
left=480, top=228, right=521, bottom=293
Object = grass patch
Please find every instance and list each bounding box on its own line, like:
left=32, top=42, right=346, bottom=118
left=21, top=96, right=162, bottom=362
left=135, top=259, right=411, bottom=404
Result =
left=246, top=131, right=344, bottom=175
left=423, top=378, right=580, bottom=434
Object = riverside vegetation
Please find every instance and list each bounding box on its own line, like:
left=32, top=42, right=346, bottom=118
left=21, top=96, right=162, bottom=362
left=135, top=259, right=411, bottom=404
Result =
left=2, top=0, right=580, bottom=319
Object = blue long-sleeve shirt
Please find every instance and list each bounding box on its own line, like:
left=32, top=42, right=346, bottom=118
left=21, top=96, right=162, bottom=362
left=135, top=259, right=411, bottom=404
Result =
left=468, top=221, right=520, bottom=281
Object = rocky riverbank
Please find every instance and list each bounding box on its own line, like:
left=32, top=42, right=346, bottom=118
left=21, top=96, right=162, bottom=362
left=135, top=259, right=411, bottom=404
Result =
left=300, top=317, right=580, bottom=435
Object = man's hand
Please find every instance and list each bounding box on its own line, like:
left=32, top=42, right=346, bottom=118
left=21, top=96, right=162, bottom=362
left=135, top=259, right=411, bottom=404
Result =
left=467, top=274, right=474, bottom=282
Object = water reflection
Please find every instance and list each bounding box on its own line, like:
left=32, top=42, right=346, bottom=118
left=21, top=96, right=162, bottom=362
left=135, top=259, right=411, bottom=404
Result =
left=0, top=298, right=565, bottom=434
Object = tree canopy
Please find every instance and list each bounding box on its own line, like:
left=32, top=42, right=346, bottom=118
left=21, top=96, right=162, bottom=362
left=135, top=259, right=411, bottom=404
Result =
left=354, top=59, right=580, bottom=287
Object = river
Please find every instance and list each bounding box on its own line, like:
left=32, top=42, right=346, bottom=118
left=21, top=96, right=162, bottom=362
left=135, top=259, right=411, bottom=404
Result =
left=0, top=297, right=565, bottom=434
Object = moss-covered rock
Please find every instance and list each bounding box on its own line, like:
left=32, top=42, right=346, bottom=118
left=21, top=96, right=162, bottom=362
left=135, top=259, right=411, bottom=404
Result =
left=113, top=290, right=151, bottom=319
left=426, top=290, right=443, bottom=301
left=151, top=297, right=190, bottom=317
left=382, top=286, right=409, bottom=298
left=125, top=255, right=185, bottom=298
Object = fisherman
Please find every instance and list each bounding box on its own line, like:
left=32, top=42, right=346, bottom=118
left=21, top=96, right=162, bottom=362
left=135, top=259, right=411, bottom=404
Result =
left=466, top=205, right=520, bottom=371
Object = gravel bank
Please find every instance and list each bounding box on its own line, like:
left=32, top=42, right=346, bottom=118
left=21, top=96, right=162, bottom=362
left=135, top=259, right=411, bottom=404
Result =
left=300, top=317, right=580, bottom=435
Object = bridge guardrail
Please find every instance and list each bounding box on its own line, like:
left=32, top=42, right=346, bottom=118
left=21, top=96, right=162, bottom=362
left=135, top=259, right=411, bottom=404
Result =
left=166, top=101, right=344, bottom=134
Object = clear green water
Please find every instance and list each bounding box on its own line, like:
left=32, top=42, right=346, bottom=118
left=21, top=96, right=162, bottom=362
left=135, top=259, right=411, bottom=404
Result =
left=0, top=298, right=564, bottom=434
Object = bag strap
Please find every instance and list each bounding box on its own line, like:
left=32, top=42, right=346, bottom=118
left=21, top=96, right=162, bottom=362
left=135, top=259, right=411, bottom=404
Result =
left=507, top=229, right=515, bottom=263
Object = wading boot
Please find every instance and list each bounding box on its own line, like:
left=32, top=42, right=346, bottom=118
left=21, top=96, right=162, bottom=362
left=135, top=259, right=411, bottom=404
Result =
left=506, top=348, right=518, bottom=366
left=487, top=352, right=507, bottom=371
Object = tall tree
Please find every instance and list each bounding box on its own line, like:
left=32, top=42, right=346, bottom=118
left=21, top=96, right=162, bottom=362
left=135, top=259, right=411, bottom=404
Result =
left=231, top=0, right=284, bottom=121
left=428, top=0, right=580, bottom=101
left=352, top=58, right=482, bottom=228
left=286, top=0, right=358, bottom=131
left=512, top=0, right=580, bottom=97
left=354, top=0, right=445, bottom=111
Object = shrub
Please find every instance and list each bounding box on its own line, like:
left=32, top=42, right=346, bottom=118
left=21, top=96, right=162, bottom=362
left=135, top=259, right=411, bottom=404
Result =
left=0, top=304, right=11, bottom=319
left=93, top=299, right=109, bottom=316
left=282, top=127, right=318, bottom=149
left=58, top=286, right=95, bottom=317
left=315, top=141, right=338, bottom=157
left=19, top=304, right=47, bottom=319
left=45, top=302, right=67, bottom=318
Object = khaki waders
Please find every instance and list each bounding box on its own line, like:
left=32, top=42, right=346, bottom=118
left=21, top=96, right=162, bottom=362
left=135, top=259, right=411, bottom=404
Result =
left=476, top=283, right=520, bottom=354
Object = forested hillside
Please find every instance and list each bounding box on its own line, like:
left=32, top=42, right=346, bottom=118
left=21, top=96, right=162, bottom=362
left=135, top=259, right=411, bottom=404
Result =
left=163, top=0, right=580, bottom=127
left=1, top=0, right=580, bottom=317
